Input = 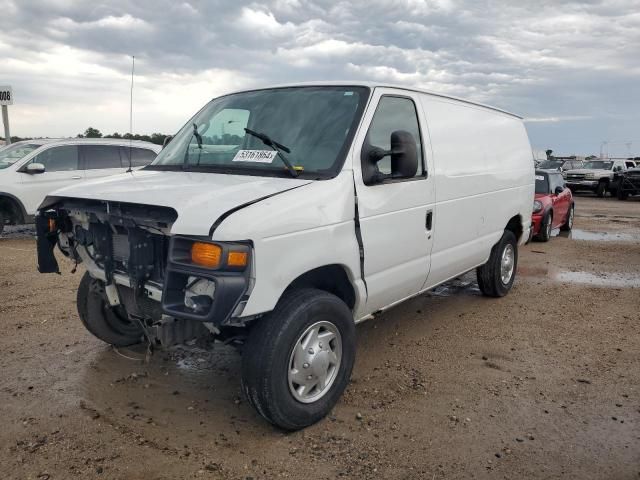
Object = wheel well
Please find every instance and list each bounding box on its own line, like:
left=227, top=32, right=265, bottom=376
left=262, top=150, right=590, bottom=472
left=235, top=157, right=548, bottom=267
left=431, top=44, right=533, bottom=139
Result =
left=505, top=214, right=524, bottom=241
left=0, top=194, right=26, bottom=224
left=285, top=265, right=356, bottom=310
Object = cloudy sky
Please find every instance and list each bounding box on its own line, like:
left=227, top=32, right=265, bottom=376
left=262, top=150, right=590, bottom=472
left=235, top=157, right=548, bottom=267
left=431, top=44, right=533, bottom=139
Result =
left=1, top=0, right=639, bottom=156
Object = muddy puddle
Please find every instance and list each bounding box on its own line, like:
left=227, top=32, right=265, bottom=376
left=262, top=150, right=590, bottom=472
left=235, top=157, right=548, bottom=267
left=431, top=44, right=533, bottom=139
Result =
left=427, top=272, right=480, bottom=297
left=519, top=265, right=640, bottom=288
left=557, top=228, right=640, bottom=242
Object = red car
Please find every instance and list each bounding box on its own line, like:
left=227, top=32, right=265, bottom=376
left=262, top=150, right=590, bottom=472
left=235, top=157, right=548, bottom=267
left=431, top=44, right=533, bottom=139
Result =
left=531, top=169, right=574, bottom=241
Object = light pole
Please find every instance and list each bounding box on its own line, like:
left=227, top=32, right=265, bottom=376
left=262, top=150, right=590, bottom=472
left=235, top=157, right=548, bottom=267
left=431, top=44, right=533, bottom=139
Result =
left=599, top=141, right=608, bottom=159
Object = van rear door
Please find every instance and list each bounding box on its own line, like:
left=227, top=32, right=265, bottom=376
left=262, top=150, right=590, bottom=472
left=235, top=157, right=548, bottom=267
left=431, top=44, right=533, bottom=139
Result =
left=353, top=88, right=435, bottom=313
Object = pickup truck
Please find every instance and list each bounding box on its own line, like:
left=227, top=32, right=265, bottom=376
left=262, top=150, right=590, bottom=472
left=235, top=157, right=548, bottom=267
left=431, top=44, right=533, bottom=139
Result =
left=36, top=82, right=534, bottom=430
left=564, top=159, right=636, bottom=197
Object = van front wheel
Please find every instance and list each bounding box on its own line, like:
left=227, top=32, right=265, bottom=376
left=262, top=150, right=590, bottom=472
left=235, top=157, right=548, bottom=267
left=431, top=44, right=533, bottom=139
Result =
left=241, top=288, right=355, bottom=430
left=476, top=230, right=518, bottom=297
left=77, top=272, right=144, bottom=347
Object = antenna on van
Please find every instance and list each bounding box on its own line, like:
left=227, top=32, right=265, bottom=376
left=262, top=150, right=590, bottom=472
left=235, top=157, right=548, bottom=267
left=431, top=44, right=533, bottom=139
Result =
left=126, top=55, right=135, bottom=173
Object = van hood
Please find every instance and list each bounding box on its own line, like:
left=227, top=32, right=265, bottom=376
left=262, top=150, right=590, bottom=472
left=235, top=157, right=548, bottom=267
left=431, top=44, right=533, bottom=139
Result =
left=43, top=170, right=312, bottom=236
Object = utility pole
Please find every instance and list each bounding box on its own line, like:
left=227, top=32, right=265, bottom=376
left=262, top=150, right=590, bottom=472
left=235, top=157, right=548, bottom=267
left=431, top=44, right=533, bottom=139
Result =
left=599, top=141, right=608, bottom=159
left=0, top=86, right=12, bottom=145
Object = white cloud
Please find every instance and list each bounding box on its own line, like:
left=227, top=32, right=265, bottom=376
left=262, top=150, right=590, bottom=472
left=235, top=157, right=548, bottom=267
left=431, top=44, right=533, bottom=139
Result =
left=0, top=0, right=639, bottom=155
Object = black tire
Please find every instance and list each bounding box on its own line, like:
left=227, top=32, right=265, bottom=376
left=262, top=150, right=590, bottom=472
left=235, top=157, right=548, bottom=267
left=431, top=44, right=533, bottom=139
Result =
left=560, top=204, right=574, bottom=231
left=241, top=288, right=356, bottom=431
left=476, top=230, right=518, bottom=298
left=596, top=181, right=607, bottom=198
left=0, top=211, right=4, bottom=236
left=617, top=188, right=628, bottom=200
left=77, top=272, right=144, bottom=347
left=535, top=211, right=553, bottom=242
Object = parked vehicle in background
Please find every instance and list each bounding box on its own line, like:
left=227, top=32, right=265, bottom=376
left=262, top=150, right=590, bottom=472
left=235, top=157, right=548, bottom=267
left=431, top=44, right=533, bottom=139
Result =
left=563, top=159, right=633, bottom=197
left=0, top=138, right=160, bottom=234
left=532, top=170, right=574, bottom=241
left=537, top=158, right=583, bottom=172
left=36, top=82, right=534, bottom=430
left=615, top=166, right=640, bottom=200
left=0, top=140, right=57, bottom=168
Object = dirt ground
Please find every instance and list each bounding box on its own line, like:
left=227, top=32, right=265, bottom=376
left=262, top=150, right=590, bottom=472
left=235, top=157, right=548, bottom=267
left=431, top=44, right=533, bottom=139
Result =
left=1, top=194, right=639, bottom=480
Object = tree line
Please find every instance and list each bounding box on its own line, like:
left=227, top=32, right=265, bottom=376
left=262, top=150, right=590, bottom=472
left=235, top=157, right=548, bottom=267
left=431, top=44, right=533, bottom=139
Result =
left=76, top=127, right=170, bottom=145
left=1, top=127, right=171, bottom=146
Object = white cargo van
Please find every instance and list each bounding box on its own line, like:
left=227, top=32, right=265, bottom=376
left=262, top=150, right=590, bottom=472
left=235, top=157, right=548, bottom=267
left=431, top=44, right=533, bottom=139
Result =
left=37, top=83, right=534, bottom=430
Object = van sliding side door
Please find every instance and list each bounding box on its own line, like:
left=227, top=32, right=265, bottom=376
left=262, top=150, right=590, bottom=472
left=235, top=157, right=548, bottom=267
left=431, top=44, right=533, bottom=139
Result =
left=353, top=88, right=435, bottom=314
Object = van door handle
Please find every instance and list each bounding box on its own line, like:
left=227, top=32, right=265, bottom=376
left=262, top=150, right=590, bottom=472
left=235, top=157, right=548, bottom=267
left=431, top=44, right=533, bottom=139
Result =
left=71, top=176, right=82, bottom=180
left=426, top=210, right=433, bottom=231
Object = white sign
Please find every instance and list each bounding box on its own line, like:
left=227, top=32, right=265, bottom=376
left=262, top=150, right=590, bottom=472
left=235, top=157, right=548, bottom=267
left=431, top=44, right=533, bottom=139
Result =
left=0, top=86, right=12, bottom=106
left=232, top=149, right=277, bottom=163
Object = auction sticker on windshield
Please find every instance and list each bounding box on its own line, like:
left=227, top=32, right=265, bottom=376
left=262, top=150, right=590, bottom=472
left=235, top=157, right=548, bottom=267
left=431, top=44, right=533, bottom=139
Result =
left=233, top=150, right=277, bottom=163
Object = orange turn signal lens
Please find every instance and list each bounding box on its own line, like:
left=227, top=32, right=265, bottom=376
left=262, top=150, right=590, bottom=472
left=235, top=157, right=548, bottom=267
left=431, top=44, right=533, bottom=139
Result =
left=48, top=218, right=56, bottom=232
left=227, top=251, right=248, bottom=268
left=191, top=242, right=221, bottom=268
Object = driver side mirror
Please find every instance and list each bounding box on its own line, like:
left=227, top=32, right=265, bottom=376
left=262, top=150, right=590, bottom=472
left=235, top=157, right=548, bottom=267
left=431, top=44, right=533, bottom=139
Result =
left=26, top=163, right=46, bottom=174
left=554, top=186, right=564, bottom=195
left=362, top=130, right=418, bottom=185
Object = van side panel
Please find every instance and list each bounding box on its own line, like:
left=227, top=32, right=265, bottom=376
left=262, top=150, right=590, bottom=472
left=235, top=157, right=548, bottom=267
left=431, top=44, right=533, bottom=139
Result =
left=420, top=94, right=533, bottom=288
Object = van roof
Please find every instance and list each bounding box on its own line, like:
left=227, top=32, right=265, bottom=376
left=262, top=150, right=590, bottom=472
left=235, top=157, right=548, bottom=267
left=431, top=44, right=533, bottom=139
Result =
left=226, top=81, right=522, bottom=119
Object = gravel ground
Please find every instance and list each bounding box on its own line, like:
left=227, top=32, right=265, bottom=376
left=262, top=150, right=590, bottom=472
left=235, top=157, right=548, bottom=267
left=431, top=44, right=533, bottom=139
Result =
left=0, top=194, right=639, bottom=479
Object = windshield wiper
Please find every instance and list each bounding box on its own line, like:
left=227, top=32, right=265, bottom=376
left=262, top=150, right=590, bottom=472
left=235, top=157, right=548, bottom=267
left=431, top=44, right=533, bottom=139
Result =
left=243, top=128, right=299, bottom=178
left=183, top=123, right=203, bottom=169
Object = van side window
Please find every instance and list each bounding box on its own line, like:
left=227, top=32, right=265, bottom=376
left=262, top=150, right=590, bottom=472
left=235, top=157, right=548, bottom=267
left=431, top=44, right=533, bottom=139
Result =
left=82, top=145, right=122, bottom=169
left=364, top=96, right=424, bottom=178
left=120, top=147, right=157, bottom=167
left=32, top=146, right=79, bottom=172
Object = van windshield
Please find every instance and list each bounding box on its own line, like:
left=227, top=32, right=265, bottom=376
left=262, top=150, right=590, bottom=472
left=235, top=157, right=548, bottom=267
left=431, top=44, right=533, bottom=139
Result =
left=148, top=86, right=370, bottom=179
left=0, top=143, right=42, bottom=169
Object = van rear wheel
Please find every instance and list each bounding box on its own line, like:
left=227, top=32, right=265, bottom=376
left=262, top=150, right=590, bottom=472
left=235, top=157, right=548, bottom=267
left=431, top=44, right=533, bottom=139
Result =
left=476, top=230, right=518, bottom=298
left=77, top=272, right=144, bottom=347
left=241, top=288, right=355, bottom=430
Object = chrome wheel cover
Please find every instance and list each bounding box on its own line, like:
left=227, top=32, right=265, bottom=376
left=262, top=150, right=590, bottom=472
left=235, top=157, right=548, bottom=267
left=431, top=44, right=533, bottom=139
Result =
left=288, top=321, right=342, bottom=404
left=546, top=217, right=552, bottom=238
left=500, top=244, right=515, bottom=285
left=568, top=207, right=574, bottom=228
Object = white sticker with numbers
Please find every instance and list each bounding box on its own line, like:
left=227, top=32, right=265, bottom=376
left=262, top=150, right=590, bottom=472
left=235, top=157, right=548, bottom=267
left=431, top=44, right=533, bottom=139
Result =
left=232, top=150, right=277, bottom=163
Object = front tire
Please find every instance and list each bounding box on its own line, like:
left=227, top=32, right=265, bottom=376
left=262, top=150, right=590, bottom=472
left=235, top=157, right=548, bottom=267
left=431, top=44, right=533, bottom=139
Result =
left=535, top=212, right=553, bottom=242
left=77, top=272, right=144, bottom=347
left=596, top=181, right=607, bottom=197
left=617, top=188, right=628, bottom=200
left=477, top=230, right=518, bottom=298
left=241, top=288, right=355, bottom=430
left=560, top=204, right=574, bottom=231
left=0, top=211, right=5, bottom=236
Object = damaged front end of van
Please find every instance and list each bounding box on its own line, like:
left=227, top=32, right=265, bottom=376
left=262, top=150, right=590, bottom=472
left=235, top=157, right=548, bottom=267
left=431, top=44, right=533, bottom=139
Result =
left=36, top=197, right=254, bottom=348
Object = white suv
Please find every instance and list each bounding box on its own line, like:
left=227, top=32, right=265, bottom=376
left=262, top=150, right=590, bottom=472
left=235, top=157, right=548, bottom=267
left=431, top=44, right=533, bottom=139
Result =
left=37, top=83, right=534, bottom=430
left=0, top=138, right=160, bottom=234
